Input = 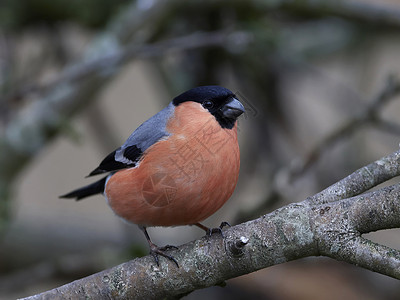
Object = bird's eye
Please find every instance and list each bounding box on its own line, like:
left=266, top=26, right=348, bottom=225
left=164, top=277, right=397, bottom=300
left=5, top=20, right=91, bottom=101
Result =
left=202, top=100, right=214, bottom=109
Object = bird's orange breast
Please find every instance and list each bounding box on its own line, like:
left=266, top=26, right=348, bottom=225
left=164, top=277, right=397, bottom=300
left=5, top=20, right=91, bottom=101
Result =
left=105, top=102, right=240, bottom=226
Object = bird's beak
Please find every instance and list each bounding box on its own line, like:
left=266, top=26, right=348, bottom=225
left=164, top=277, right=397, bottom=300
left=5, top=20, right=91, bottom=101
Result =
left=221, top=98, right=245, bottom=119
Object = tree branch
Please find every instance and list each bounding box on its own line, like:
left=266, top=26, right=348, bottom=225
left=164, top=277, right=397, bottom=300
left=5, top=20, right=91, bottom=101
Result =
left=235, top=78, right=400, bottom=224
left=291, top=75, right=400, bottom=181
left=0, top=0, right=173, bottom=232
left=307, top=150, right=400, bottom=205
left=22, top=149, right=400, bottom=299
left=0, top=30, right=247, bottom=229
left=0, top=13, right=247, bottom=231
left=257, top=0, right=400, bottom=28
left=314, top=184, right=400, bottom=278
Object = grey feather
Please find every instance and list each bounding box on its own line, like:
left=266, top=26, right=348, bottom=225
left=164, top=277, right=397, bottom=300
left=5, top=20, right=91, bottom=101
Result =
left=114, top=102, right=174, bottom=164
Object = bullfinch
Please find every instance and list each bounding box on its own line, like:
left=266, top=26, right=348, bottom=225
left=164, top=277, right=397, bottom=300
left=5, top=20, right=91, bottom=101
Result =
left=61, top=85, right=245, bottom=266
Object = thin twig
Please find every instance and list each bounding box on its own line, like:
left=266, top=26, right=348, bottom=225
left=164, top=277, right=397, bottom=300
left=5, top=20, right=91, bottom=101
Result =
left=291, top=76, right=400, bottom=179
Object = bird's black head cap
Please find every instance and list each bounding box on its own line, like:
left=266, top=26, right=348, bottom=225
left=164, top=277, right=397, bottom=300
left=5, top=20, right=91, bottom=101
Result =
left=172, top=85, right=244, bottom=129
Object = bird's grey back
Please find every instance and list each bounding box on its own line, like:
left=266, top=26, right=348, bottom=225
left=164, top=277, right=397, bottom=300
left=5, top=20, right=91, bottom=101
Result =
left=114, top=102, right=174, bottom=164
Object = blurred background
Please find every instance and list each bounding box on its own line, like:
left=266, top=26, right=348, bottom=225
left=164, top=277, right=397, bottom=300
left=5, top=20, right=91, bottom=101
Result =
left=1, top=0, right=400, bottom=299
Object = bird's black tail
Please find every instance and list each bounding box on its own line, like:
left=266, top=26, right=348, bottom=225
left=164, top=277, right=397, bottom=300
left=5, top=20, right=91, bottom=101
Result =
left=60, top=176, right=108, bottom=200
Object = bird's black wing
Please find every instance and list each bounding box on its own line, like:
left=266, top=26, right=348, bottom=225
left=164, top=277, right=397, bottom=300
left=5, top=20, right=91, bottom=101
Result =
left=87, top=103, right=174, bottom=176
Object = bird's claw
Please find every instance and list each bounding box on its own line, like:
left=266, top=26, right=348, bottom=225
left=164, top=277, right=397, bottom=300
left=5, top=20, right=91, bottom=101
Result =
left=149, top=243, right=179, bottom=267
left=206, top=221, right=231, bottom=237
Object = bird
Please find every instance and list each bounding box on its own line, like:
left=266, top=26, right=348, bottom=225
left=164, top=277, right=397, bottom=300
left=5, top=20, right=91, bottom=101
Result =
left=60, top=85, right=245, bottom=266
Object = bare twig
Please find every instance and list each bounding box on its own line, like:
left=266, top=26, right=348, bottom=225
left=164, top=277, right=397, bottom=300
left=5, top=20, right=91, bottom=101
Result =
left=375, top=119, right=400, bottom=136
left=0, top=0, right=176, bottom=232
left=235, top=78, right=400, bottom=224
left=291, top=76, right=400, bottom=179
left=0, top=0, right=249, bottom=233
left=0, top=30, right=248, bottom=186
left=26, top=30, right=248, bottom=100
left=269, top=0, right=400, bottom=28
left=307, top=149, right=400, bottom=205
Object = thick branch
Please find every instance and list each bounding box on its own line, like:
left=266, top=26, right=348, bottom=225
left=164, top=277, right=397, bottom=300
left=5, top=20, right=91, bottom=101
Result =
left=22, top=203, right=318, bottom=300
left=313, top=184, right=400, bottom=277
left=340, top=238, right=400, bottom=278
left=22, top=151, right=400, bottom=299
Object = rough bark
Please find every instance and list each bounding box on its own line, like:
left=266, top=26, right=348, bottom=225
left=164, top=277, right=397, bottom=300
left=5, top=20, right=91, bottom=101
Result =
left=22, top=150, right=400, bottom=299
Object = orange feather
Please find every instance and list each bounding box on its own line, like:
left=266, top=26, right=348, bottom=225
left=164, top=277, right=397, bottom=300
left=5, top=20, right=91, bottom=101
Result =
left=105, top=102, right=240, bottom=226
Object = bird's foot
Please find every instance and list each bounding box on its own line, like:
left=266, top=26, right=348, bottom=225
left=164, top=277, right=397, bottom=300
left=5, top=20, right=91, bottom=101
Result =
left=139, top=225, right=179, bottom=267
left=194, top=222, right=231, bottom=237
left=149, top=243, right=179, bottom=267
left=206, top=221, right=231, bottom=237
